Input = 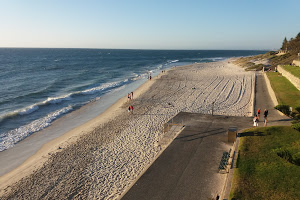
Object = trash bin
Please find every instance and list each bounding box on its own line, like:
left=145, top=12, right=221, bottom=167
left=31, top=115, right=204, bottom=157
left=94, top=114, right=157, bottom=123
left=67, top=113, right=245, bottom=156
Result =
left=228, top=127, right=237, bottom=142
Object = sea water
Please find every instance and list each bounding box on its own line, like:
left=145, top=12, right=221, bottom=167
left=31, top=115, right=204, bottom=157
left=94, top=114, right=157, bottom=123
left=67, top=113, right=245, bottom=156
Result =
left=0, top=48, right=266, bottom=151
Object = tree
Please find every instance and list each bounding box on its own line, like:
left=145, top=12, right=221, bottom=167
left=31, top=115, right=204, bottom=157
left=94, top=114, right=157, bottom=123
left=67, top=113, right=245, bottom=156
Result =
left=281, top=37, right=288, bottom=50
left=296, top=32, right=300, bottom=39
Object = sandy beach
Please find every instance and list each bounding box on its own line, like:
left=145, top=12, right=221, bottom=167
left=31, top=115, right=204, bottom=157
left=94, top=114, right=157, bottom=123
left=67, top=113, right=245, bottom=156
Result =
left=0, top=60, right=255, bottom=199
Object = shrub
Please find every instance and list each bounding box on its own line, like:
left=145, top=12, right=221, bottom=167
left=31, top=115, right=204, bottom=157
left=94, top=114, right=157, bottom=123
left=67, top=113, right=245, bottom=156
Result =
left=245, top=62, right=255, bottom=67
left=295, top=106, right=300, bottom=113
left=292, top=114, right=300, bottom=120
left=293, top=152, right=300, bottom=166
left=291, top=123, right=300, bottom=131
left=276, top=148, right=300, bottom=166
left=256, top=64, right=265, bottom=71
left=275, top=104, right=291, bottom=115
left=291, top=112, right=297, bottom=118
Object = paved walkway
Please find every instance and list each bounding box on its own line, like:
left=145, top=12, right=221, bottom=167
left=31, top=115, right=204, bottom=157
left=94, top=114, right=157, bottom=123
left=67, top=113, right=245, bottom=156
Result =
left=122, top=72, right=292, bottom=200
left=254, top=72, right=291, bottom=127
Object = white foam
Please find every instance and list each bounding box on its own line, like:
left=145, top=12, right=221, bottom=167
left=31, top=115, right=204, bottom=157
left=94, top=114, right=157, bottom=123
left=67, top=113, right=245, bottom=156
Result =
left=19, top=105, right=39, bottom=115
left=0, top=105, right=40, bottom=122
left=0, top=95, right=72, bottom=122
left=211, top=57, right=226, bottom=61
left=43, top=94, right=72, bottom=104
left=0, top=106, right=73, bottom=152
left=80, top=81, right=122, bottom=95
left=0, top=79, right=132, bottom=125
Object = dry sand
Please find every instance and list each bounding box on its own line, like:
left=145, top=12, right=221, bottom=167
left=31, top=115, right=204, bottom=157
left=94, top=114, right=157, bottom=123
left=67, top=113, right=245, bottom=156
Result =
left=0, top=60, right=255, bottom=199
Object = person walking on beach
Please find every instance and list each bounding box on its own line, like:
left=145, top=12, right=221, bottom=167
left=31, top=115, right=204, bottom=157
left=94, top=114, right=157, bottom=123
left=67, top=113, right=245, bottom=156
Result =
left=128, top=93, right=131, bottom=101
left=131, top=92, right=133, bottom=99
left=264, top=109, right=268, bottom=126
left=257, top=108, right=261, bottom=120
left=130, top=105, right=133, bottom=114
left=253, top=115, right=258, bottom=127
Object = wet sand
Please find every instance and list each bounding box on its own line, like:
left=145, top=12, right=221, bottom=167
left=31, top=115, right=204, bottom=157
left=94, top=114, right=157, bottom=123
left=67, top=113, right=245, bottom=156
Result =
left=0, top=60, right=255, bottom=199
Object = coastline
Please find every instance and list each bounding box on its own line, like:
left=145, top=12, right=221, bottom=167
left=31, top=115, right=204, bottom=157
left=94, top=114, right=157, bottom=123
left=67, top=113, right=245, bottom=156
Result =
left=0, top=59, right=255, bottom=199
left=0, top=69, right=164, bottom=192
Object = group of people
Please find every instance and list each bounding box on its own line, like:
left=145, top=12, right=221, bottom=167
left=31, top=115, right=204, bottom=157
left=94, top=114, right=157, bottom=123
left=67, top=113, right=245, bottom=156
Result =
left=253, top=108, right=268, bottom=127
left=127, top=92, right=134, bottom=114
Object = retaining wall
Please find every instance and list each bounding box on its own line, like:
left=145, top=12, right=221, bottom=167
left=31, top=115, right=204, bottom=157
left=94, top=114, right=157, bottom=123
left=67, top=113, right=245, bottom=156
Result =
left=292, top=60, right=300, bottom=67
left=263, top=72, right=279, bottom=107
left=277, top=65, right=300, bottom=91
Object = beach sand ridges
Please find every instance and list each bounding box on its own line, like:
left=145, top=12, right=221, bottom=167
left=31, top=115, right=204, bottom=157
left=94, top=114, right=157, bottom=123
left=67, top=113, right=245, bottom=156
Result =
left=0, top=60, right=255, bottom=199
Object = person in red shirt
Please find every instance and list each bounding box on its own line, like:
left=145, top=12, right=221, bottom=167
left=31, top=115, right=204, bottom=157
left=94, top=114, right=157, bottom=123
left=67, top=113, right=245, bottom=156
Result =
left=130, top=105, right=133, bottom=114
left=257, top=108, right=261, bottom=120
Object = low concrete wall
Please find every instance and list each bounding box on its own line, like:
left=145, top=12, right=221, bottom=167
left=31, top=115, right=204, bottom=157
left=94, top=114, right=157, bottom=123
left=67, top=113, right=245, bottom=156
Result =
left=263, top=72, right=279, bottom=107
left=251, top=73, right=256, bottom=116
left=263, top=72, right=285, bottom=116
left=277, top=65, right=300, bottom=91
left=292, top=60, right=300, bottom=67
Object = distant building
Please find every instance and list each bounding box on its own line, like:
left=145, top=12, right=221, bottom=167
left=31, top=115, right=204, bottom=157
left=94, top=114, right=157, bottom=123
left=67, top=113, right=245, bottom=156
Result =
left=276, top=49, right=287, bottom=56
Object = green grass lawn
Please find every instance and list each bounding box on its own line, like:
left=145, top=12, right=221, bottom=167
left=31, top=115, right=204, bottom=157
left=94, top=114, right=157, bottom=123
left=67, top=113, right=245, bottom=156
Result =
left=230, top=126, right=300, bottom=200
left=267, top=72, right=300, bottom=109
left=281, top=65, right=300, bottom=78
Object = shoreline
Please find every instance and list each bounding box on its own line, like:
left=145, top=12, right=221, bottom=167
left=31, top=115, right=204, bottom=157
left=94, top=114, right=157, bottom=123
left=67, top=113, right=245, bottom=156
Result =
left=0, top=69, right=165, bottom=192
left=0, top=71, right=152, bottom=177
left=0, top=59, right=255, bottom=198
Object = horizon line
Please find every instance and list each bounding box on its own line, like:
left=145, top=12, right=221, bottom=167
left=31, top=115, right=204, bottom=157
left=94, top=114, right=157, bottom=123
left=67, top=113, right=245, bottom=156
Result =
left=0, top=47, right=272, bottom=51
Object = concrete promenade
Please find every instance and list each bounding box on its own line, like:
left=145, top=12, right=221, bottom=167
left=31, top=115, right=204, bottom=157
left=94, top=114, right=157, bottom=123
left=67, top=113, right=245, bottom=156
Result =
left=122, top=113, right=251, bottom=200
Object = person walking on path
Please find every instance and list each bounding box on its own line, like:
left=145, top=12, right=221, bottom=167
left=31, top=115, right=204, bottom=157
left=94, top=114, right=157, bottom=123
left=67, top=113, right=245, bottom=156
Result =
left=257, top=108, right=261, bottom=120
left=253, top=115, right=258, bottom=127
left=264, top=109, right=268, bottom=126
left=131, top=92, right=133, bottom=100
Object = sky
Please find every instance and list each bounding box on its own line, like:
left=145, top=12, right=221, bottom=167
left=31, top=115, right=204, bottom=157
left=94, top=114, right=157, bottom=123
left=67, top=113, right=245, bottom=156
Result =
left=0, top=0, right=299, bottom=50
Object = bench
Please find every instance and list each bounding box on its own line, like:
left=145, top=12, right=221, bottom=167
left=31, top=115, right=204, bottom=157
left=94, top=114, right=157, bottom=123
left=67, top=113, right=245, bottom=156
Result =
left=218, top=149, right=232, bottom=172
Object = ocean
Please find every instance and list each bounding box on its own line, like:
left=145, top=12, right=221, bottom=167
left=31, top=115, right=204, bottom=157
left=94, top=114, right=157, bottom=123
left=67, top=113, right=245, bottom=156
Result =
left=0, top=48, right=266, bottom=151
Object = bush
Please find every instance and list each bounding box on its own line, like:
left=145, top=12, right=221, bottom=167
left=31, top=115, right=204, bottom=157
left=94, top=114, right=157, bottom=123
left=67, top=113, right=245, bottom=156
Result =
left=295, top=106, right=300, bottom=113
left=293, top=152, right=300, bottom=166
left=291, top=123, right=300, bottom=131
left=276, top=147, right=300, bottom=166
left=291, top=112, right=297, bottom=118
left=275, top=104, right=291, bottom=115
left=256, top=64, right=265, bottom=71
left=292, top=114, right=300, bottom=120
left=268, top=51, right=277, bottom=56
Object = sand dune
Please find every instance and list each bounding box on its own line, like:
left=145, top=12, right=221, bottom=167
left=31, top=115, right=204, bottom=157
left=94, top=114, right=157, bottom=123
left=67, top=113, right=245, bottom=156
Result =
left=0, top=60, right=254, bottom=199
